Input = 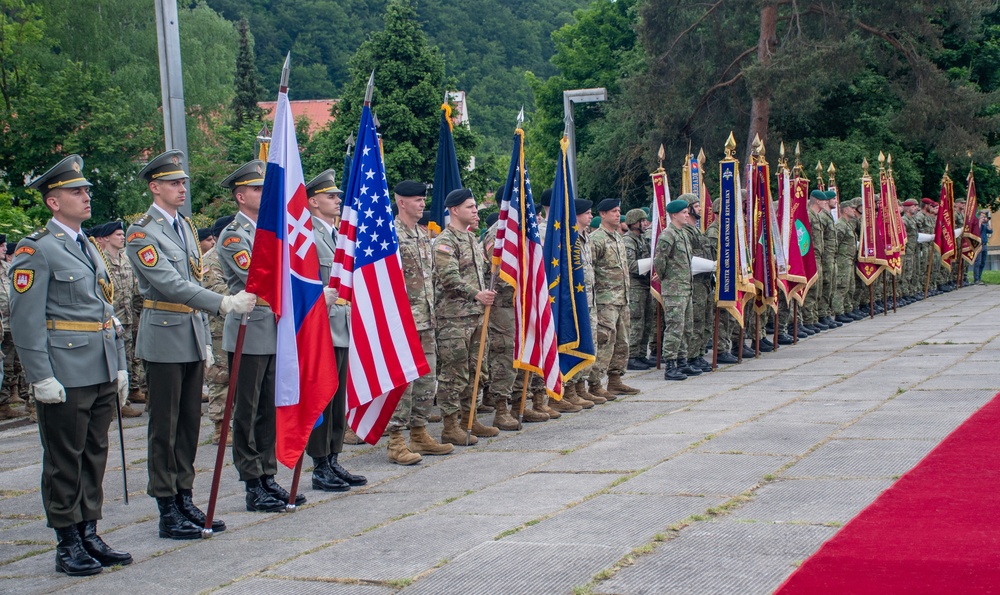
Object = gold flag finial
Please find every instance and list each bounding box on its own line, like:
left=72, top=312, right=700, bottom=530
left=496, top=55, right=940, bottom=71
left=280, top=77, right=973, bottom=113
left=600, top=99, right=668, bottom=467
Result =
left=862, top=157, right=869, bottom=175
left=815, top=160, right=823, bottom=176
left=697, top=147, right=706, bottom=166
left=657, top=143, right=665, bottom=168
left=779, top=141, right=785, bottom=159
left=751, top=133, right=762, bottom=156
left=878, top=151, right=885, bottom=166
left=887, top=153, right=893, bottom=167
left=724, top=132, right=736, bottom=159
left=827, top=162, right=836, bottom=175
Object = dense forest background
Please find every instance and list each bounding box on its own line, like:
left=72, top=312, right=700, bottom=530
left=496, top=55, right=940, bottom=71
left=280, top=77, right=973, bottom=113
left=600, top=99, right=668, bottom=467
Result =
left=1, top=0, right=998, bottom=235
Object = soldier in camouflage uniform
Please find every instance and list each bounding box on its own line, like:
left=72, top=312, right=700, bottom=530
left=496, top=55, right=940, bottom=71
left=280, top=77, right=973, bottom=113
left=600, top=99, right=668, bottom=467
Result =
left=389, top=181, right=456, bottom=460
left=902, top=199, right=920, bottom=300
left=553, top=199, right=594, bottom=414
left=916, top=199, right=939, bottom=295
left=818, top=190, right=841, bottom=328
left=0, top=234, right=23, bottom=420
left=654, top=198, right=696, bottom=380
left=434, top=188, right=498, bottom=445
left=703, top=199, right=740, bottom=364
left=622, top=208, right=653, bottom=370
left=588, top=199, right=639, bottom=397
left=952, top=198, right=966, bottom=288
left=833, top=198, right=860, bottom=322
left=680, top=195, right=715, bottom=371
left=201, top=215, right=234, bottom=445
left=803, top=191, right=827, bottom=331
left=92, top=221, right=144, bottom=417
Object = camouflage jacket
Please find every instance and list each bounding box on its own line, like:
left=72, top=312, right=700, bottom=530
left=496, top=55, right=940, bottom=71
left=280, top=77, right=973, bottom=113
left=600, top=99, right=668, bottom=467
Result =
left=201, top=246, right=228, bottom=344
left=653, top=223, right=692, bottom=296
left=397, top=217, right=436, bottom=331
left=0, top=259, right=9, bottom=328
left=590, top=227, right=629, bottom=305
left=819, top=210, right=837, bottom=263
left=808, top=209, right=825, bottom=262
left=623, top=230, right=650, bottom=288
left=903, top=213, right=919, bottom=253
left=434, top=226, right=487, bottom=319
left=101, top=247, right=136, bottom=326
left=834, top=216, right=857, bottom=262
left=682, top=223, right=714, bottom=281
left=577, top=228, right=596, bottom=309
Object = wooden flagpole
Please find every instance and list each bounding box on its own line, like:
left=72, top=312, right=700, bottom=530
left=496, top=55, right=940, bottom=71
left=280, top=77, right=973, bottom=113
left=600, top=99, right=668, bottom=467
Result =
left=516, top=370, right=530, bottom=429
left=711, top=308, right=720, bottom=370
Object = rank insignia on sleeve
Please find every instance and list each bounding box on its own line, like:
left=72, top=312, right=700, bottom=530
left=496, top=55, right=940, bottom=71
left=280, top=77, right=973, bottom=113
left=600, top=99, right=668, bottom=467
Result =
left=436, top=244, right=454, bottom=254
left=14, top=246, right=35, bottom=256
left=233, top=249, right=251, bottom=270
left=222, top=236, right=241, bottom=247
left=127, top=231, right=146, bottom=243
left=138, top=245, right=159, bottom=267
left=12, top=269, right=33, bottom=293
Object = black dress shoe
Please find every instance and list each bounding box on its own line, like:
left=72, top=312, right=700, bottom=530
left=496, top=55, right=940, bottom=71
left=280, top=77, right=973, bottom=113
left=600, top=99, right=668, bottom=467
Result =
left=176, top=489, right=225, bottom=532
left=312, top=459, right=350, bottom=492
left=245, top=479, right=288, bottom=512
left=262, top=475, right=307, bottom=506
left=716, top=351, right=738, bottom=364
left=156, top=496, right=204, bottom=538
left=328, top=453, right=367, bottom=486
left=663, top=359, right=687, bottom=381
left=640, top=356, right=657, bottom=367
left=626, top=358, right=650, bottom=371
left=78, top=521, right=132, bottom=567
left=777, top=333, right=794, bottom=345
left=54, top=526, right=102, bottom=576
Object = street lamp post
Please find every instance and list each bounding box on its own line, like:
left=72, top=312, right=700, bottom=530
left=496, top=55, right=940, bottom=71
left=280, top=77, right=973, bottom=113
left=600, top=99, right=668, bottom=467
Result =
left=563, top=88, right=607, bottom=193
left=154, top=0, right=191, bottom=215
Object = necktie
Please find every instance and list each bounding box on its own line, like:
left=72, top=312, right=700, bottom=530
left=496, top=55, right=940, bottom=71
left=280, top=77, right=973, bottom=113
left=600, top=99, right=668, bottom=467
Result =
left=77, top=234, right=93, bottom=266
left=173, top=219, right=186, bottom=251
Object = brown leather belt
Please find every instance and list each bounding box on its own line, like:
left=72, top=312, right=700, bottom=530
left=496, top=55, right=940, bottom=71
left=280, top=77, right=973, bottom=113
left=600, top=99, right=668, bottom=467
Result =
left=143, top=299, right=194, bottom=314
left=46, top=319, right=113, bottom=332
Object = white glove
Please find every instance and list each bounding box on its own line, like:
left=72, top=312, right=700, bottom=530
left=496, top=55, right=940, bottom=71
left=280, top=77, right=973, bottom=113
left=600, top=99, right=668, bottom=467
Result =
left=324, top=287, right=338, bottom=307
left=205, top=344, right=215, bottom=368
left=220, top=290, right=257, bottom=315
left=117, top=370, right=129, bottom=408
left=32, top=377, right=66, bottom=405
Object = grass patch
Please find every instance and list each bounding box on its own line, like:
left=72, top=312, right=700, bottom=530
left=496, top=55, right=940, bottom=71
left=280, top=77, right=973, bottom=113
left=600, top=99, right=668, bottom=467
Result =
left=385, top=578, right=413, bottom=589
left=981, top=270, right=1000, bottom=284
left=822, top=521, right=843, bottom=527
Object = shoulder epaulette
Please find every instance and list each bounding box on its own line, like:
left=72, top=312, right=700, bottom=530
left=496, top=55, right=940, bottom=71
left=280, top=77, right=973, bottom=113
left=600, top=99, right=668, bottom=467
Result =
left=226, top=220, right=240, bottom=232
left=134, top=214, right=153, bottom=227
left=25, top=227, right=49, bottom=241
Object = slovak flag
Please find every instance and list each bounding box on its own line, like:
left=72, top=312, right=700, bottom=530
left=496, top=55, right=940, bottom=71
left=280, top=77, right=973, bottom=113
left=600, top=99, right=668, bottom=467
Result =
left=329, top=103, right=430, bottom=444
left=246, top=83, right=338, bottom=468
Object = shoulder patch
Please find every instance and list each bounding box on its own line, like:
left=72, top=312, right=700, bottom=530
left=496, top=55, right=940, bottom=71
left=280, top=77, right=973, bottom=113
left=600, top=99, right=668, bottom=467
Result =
left=26, top=228, right=49, bottom=240
left=134, top=214, right=153, bottom=227
left=436, top=244, right=454, bottom=254
left=127, top=231, right=146, bottom=243
left=232, top=249, right=251, bottom=270
left=14, top=246, right=35, bottom=256
left=12, top=269, right=34, bottom=293
left=222, top=236, right=241, bottom=247
left=137, top=245, right=159, bottom=267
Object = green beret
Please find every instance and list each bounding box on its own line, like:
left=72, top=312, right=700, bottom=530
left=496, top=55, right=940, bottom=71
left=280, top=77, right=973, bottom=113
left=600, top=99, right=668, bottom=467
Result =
left=596, top=198, right=620, bottom=213
left=445, top=188, right=474, bottom=207
left=642, top=207, right=650, bottom=217
left=810, top=189, right=828, bottom=201
left=624, top=208, right=648, bottom=226
left=666, top=199, right=689, bottom=214
left=590, top=215, right=601, bottom=229
left=825, top=190, right=838, bottom=200
left=140, top=150, right=189, bottom=182
left=28, top=154, right=92, bottom=192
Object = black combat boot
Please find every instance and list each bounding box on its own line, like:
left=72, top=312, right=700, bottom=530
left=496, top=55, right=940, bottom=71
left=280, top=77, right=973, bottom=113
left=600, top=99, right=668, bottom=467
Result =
left=176, top=489, right=225, bottom=532
left=663, top=359, right=687, bottom=381
left=54, top=526, right=102, bottom=576
left=157, top=496, right=204, bottom=539
left=679, top=358, right=702, bottom=376
left=312, top=457, right=350, bottom=492
left=245, top=478, right=288, bottom=512
left=78, top=520, right=132, bottom=567
left=328, top=453, right=367, bottom=486
left=262, top=475, right=307, bottom=506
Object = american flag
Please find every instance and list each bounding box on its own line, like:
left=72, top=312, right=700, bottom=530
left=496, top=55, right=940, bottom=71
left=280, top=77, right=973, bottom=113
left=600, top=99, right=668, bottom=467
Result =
left=329, top=103, right=430, bottom=444
left=492, top=129, right=562, bottom=399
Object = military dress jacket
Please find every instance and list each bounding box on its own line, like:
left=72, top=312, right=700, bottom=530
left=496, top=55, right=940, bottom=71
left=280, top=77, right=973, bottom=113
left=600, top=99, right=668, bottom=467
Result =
left=313, top=217, right=349, bottom=348
left=9, top=219, right=125, bottom=387
left=216, top=211, right=276, bottom=356
left=126, top=206, right=220, bottom=364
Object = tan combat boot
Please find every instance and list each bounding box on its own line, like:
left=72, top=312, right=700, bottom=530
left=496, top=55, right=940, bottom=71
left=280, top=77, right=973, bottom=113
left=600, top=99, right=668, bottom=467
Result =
left=463, top=411, right=500, bottom=437
left=607, top=373, right=640, bottom=395
left=588, top=379, right=616, bottom=401
left=128, top=388, right=147, bottom=404
left=578, top=380, right=607, bottom=404
left=343, top=426, right=364, bottom=445
left=212, top=421, right=233, bottom=445
left=120, top=402, right=144, bottom=418
left=387, top=430, right=422, bottom=465
left=549, top=384, right=582, bottom=413
left=492, top=401, right=520, bottom=431
left=521, top=392, right=549, bottom=423
left=408, top=425, right=454, bottom=455
left=0, top=403, right=24, bottom=420
left=533, top=389, right=560, bottom=419
left=564, top=382, right=594, bottom=409
left=441, top=412, right=477, bottom=446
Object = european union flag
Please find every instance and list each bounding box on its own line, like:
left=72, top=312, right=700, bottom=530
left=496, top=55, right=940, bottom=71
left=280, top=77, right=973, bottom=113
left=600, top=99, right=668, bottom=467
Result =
left=430, top=104, right=462, bottom=235
left=544, top=136, right=595, bottom=379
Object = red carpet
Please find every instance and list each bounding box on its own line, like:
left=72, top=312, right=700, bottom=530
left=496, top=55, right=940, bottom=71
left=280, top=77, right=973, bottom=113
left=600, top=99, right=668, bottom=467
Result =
left=775, top=393, right=1000, bottom=594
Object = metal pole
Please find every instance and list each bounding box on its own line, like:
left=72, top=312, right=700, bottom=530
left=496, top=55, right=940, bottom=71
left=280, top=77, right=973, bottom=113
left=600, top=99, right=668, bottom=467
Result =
left=563, top=94, right=577, bottom=192
left=154, top=0, right=191, bottom=216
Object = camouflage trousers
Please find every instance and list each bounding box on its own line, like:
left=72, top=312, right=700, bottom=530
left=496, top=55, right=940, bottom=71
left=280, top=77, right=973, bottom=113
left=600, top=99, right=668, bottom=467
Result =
left=628, top=284, right=653, bottom=359
left=588, top=302, right=630, bottom=382
left=660, top=293, right=692, bottom=361
left=570, top=300, right=599, bottom=390
left=390, top=329, right=436, bottom=430
left=821, top=257, right=836, bottom=318
left=803, top=262, right=824, bottom=324
left=128, top=324, right=145, bottom=392
left=485, top=303, right=516, bottom=408
left=204, top=356, right=229, bottom=423
left=686, top=278, right=714, bottom=359
left=0, top=331, right=25, bottom=405
left=436, top=315, right=485, bottom=416
left=832, top=258, right=855, bottom=315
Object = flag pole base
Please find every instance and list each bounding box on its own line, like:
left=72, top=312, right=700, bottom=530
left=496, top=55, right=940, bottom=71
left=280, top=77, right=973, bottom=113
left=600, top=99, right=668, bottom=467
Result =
left=465, top=430, right=472, bottom=447
left=201, top=529, right=214, bottom=539
left=285, top=504, right=297, bottom=513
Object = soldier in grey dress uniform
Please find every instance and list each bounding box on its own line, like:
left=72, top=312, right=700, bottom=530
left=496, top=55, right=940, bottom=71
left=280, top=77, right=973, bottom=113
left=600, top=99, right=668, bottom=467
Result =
left=303, top=170, right=367, bottom=490
left=11, top=155, right=131, bottom=575
left=126, top=150, right=256, bottom=539
left=216, top=160, right=305, bottom=512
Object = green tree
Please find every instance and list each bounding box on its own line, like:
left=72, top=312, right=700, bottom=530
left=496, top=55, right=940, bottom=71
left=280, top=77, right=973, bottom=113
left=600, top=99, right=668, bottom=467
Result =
left=231, top=17, right=263, bottom=127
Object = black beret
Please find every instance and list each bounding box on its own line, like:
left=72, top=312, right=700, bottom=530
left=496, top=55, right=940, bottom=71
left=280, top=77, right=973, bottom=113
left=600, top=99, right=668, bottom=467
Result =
left=445, top=188, right=474, bottom=207
left=0, top=234, right=7, bottom=244
left=485, top=212, right=499, bottom=227
left=393, top=180, right=426, bottom=197
left=198, top=228, right=214, bottom=242
left=540, top=188, right=553, bottom=207
left=5, top=242, right=14, bottom=254
left=596, top=198, right=620, bottom=213
left=212, top=215, right=236, bottom=240
left=91, top=221, right=125, bottom=238
left=575, top=199, right=593, bottom=215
